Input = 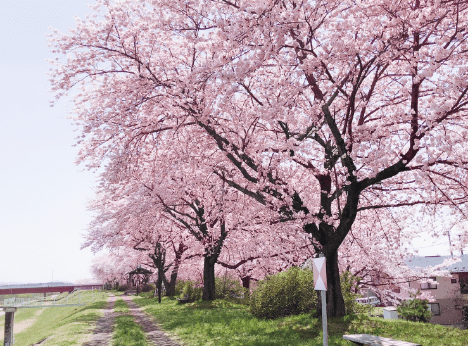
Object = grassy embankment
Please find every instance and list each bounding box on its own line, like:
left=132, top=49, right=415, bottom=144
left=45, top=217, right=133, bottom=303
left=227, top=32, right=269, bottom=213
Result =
left=112, top=297, right=148, bottom=346
left=0, top=290, right=108, bottom=346
left=133, top=294, right=468, bottom=346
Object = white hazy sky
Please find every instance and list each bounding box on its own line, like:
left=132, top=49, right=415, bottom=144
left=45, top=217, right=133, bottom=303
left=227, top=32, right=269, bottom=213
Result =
left=0, top=0, right=99, bottom=284
left=0, top=0, right=461, bottom=285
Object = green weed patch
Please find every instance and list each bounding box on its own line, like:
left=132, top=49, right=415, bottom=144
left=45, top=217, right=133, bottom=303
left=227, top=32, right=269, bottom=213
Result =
left=133, top=296, right=468, bottom=346
left=114, top=298, right=130, bottom=313
left=112, top=315, right=148, bottom=346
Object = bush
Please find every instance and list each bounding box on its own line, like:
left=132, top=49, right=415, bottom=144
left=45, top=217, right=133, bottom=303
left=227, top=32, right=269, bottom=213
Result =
left=176, top=280, right=203, bottom=302
left=175, top=279, right=190, bottom=296
left=141, top=283, right=155, bottom=293
left=215, top=275, right=245, bottom=300
left=249, top=266, right=316, bottom=319
left=397, top=297, right=432, bottom=322
left=340, top=271, right=367, bottom=315
left=117, top=284, right=128, bottom=292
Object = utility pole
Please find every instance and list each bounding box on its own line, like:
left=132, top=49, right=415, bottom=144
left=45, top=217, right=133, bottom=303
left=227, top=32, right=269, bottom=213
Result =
left=448, top=229, right=453, bottom=256
left=459, top=235, right=464, bottom=255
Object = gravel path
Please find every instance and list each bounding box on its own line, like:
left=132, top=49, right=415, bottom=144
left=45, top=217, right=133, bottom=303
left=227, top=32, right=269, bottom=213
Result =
left=82, top=293, right=117, bottom=346
left=122, top=295, right=183, bottom=346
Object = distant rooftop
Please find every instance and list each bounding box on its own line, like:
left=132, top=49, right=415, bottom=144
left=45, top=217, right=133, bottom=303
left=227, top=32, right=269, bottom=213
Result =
left=405, top=255, right=468, bottom=273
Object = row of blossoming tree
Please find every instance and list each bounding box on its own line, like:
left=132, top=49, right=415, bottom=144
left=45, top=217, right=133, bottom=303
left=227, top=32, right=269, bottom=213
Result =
left=49, top=0, right=468, bottom=317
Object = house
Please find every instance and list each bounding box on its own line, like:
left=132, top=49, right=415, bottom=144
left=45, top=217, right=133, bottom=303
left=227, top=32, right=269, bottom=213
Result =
left=403, top=255, right=468, bottom=327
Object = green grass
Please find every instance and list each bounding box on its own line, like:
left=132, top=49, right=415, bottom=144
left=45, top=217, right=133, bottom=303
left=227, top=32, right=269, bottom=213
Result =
left=133, top=296, right=468, bottom=346
left=114, top=298, right=130, bottom=313
left=111, top=296, right=148, bottom=346
left=0, top=291, right=109, bottom=346
left=0, top=307, right=43, bottom=330
left=112, top=315, right=148, bottom=346
left=108, top=290, right=126, bottom=297
left=356, top=306, right=384, bottom=316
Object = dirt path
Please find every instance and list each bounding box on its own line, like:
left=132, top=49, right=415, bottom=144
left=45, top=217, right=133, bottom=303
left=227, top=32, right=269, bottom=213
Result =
left=121, top=295, right=183, bottom=346
left=82, top=293, right=117, bottom=346
left=14, top=308, right=45, bottom=333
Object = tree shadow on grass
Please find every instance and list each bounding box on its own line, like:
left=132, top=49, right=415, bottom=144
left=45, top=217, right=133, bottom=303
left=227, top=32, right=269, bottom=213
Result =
left=66, top=312, right=102, bottom=324
left=78, top=300, right=109, bottom=311
left=60, top=301, right=109, bottom=324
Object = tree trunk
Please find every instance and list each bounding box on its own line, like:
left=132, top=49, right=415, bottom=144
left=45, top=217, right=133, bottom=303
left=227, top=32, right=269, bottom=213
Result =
left=241, top=276, right=251, bottom=298
left=157, top=269, right=163, bottom=303
left=241, top=276, right=251, bottom=290
left=166, top=270, right=177, bottom=296
left=203, top=255, right=216, bottom=300
left=315, top=250, right=346, bottom=317
left=160, top=264, right=178, bottom=297
left=162, top=275, right=171, bottom=295
left=149, top=242, right=168, bottom=300
left=160, top=241, right=186, bottom=296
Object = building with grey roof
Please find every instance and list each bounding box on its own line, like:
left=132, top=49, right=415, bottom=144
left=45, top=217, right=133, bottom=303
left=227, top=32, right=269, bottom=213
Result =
left=403, top=255, right=468, bottom=328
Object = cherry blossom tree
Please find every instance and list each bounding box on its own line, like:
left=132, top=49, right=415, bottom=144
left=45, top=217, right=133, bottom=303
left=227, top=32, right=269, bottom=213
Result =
left=218, top=227, right=314, bottom=291
left=50, top=0, right=468, bottom=316
left=84, top=182, right=197, bottom=296
left=83, top=129, right=313, bottom=300
left=91, top=249, right=151, bottom=288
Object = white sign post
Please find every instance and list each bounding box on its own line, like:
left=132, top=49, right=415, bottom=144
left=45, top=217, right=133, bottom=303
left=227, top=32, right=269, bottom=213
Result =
left=313, top=254, right=328, bottom=346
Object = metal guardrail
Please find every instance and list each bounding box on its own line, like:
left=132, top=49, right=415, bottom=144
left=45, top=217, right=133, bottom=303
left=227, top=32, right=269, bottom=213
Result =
left=0, top=282, right=72, bottom=289
left=1, top=289, right=99, bottom=308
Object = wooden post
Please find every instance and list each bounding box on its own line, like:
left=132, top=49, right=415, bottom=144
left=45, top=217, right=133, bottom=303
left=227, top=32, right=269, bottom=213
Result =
left=3, top=307, right=17, bottom=346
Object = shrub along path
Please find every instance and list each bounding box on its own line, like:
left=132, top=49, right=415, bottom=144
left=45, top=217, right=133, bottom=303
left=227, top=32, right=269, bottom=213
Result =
left=83, top=293, right=117, bottom=346
left=121, top=295, right=183, bottom=346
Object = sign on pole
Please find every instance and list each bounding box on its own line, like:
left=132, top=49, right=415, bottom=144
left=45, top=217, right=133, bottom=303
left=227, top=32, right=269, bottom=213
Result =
left=313, top=254, right=328, bottom=346
left=313, top=257, right=327, bottom=291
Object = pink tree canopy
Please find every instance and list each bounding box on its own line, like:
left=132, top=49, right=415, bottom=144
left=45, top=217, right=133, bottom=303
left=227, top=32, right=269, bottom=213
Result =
left=50, top=0, right=468, bottom=316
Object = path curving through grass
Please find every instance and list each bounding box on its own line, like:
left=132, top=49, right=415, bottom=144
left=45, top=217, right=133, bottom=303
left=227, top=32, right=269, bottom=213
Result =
left=82, top=293, right=117, bottom=346
left=121, top=295, right=183, bottom=346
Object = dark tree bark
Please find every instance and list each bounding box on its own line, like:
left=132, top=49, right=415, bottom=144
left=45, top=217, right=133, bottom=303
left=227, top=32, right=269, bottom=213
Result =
left=241, top=276, right=251, bottom=290
left=157, top=270, right=162, bottom=303
left=241, top=276, right=251, bottom=298
left=314, top=251, right=346, bottom=318
left=162, top=242, right=187, bottom=296
left=203, top=254, right=217, bottom=300
left=201, top=220, right=228, bottom=301
left=159, top=196, right=230, bottom=301
left=150, top=242, right=166, bottom=303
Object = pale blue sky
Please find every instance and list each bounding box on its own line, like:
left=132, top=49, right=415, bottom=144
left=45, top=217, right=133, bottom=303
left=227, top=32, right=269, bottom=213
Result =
left=0, top=0, right=98, bottom=284
left=0, top=0, right=458, bottom=285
